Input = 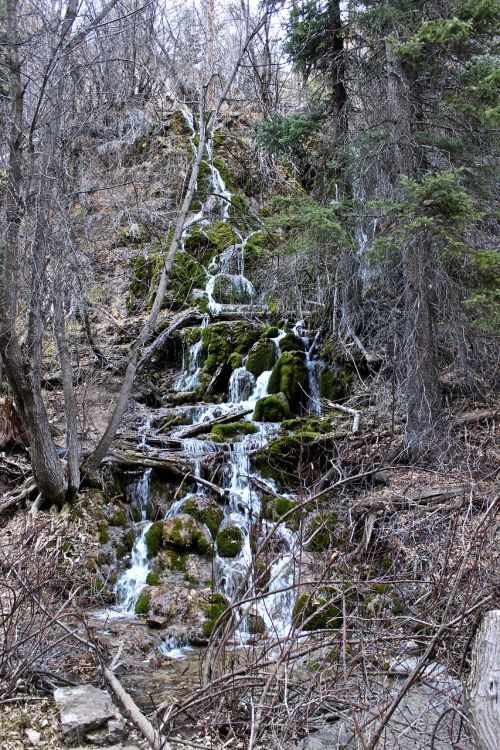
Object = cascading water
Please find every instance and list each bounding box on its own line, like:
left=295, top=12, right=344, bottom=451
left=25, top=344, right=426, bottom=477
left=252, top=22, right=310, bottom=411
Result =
left=116, top=108, right=323, bottom=644
left=114, top=468, right=153, bottom=613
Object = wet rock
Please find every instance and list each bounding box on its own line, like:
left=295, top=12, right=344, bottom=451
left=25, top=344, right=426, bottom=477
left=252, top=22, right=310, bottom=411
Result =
left=248, top=610, right=266, bottom=635
left=216, top=524, right=244, bottom=557
left=161, top=514, right=213, bottom=555
left=54, top=684, right=124, bottom=744
left=146, top=615, right=169, bottom=629
left=253, top=393, right=291, bottom=422
left=246, top=338, right=277, bottom=377
left=148, top=584, right=212, bottom=630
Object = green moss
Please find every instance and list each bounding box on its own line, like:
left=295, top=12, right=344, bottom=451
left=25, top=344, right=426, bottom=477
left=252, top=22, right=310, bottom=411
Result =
left=123, top=529, right=134, bottom=552
left=98, top=522, right=109, bottom=544
left=160, top=250, right=207, bottom=308
left=207, top=221, right=238, bottom=250
left=203, top=593, right=229, bottom=637
left=134, top=590, right=150, bottom=615
left=228, top=352, right=243, bottom=369
left=279, top=332, right=304, bottom=353
left=268, top=351, right=309, bottom=413
left=307, top=513, right=338, bottom=552
left=262, top=495, right=300, bottom=529
left=160, top=550, right=187, bottom=573
left=246, top=339, right=277, bottom=377
left=109, top=510, right=127, bottom=527
left=146, top=572, right=160, bottom=586
left=261, top=326, right=279, bottom=339
left=216, top=525, right=244, bottom=558
left=129, top=254, right=149, bottom=298
left=292, top=591, right=341, bottom=631
left=211, top=421, right=258, bottom=442
left=163, top=516, right=214, bottom=557
left=281, top=417, right=331, bottom=434
left=253, top=394, right=291, bottom=422
left=201, top=321, right=263, bottom=374
left=319, top=367, right=352, bottom=401
left=145, top=522, right=162, bottom=557
left=182, top=497, right=224, bottom=538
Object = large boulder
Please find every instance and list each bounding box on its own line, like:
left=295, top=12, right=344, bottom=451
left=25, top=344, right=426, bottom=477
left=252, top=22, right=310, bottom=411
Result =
left=54, top=685, right=125, bottom=744
left=246, top=338, right=277, bottom=377
left=216, top=524, right=244, bottom=558
left=253, top=393, right=291, bottom=422
left=268, top=351, right=309, bottom=413
left=161, top=514, right=213, bottom=556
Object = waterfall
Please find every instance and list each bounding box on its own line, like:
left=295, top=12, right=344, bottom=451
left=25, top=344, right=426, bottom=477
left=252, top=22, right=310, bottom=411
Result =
left=114, top=469, right=153, bottom=613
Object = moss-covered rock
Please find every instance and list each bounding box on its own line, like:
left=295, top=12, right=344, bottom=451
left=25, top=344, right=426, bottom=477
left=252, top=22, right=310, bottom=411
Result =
left=201, top=321, right=263, bottom=374
left=207, top=221, right=238, bottom=250
left=182, top=496, right=224, bottom=538
left=161, top=515, right=213, bottom=556
left=146, top=572, right=160, bottom=586
left=211, top=421, right=258, bottom=442
left=319, top=366, right=352, bottom=401
left=281, top=416, right=332, bottom=434
left=246, top=339, right=277, bottom=377
left=252, top=432, right=333, bottom=487
left=165, top=251, right=208, bottom=308
left=306, top=512, right=338, bottom=552
left=98, top=522, right=109, bottom=544
left=253, top=394, right=291, bottom=422
left=216, top=525, right=244, bottom=558
left=203, top=592, right=229, bottom=637
left=262, top=495, right=300, bottom=529
left=134, top=590, right=151, bottom=615
left=279, top=332, right=304, bottom=353
left=268, top=351, right=309, bottom=413
left=145, top=522, right=163, bottom=557
left=261, top=325, right=279, bottom=339
left=228, top=352, right=243, bottom=369
left=292, top=590, right=341, bottom=631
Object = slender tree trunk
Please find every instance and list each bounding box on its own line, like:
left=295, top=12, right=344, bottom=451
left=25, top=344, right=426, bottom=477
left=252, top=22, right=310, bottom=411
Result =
left=0, top=0, right=67, bottom=503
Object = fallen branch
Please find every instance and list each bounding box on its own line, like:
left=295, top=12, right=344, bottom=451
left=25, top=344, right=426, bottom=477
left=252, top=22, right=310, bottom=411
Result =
left=137, top=309, right=204, bottom=373
left=0, top=477, right=37, bottom=513
left=175, top=409, right=252, bottom=439
left=453, top=408, right=498, bottom=426
left=325, top=400, right=361, bottom=433
left=103, top=666, right=167, bottom=750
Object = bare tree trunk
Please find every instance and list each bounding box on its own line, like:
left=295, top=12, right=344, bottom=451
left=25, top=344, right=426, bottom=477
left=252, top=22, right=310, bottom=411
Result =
left=53, top=296, right=81, bottom=494
left=0, top=0, right=67, bottom=503
left=465, top=610, right=500, bottom=750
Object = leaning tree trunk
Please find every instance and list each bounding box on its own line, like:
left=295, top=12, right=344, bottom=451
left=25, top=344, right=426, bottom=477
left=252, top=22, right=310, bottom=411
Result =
left=465, top=610, right=500, bottom=750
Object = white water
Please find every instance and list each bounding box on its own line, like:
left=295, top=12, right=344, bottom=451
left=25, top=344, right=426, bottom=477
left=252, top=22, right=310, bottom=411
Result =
left=116, top=109, right=323, bottom=643
left=114, top=468, right=153, bottom=613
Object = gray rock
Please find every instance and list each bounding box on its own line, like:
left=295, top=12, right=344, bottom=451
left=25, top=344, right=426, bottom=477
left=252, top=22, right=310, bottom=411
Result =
left=24, top=729, right=42, bottom=746
left=54, top=684, right=124, bottom=744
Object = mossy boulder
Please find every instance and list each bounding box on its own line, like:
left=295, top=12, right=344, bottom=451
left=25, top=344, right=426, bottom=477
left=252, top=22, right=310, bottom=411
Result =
left=134, top=590, right=151, bottom=615
left=165, top=251, right=208, bottom=308
left=203, top=592, right=230, bottom=637
left=211, top=274, right=253, bottom=304
left=182, top=496, right=224, bottom=538
left=145, top=522, right=163, bottom=557
left=262, top=495, right=300, bottom=529
left=319, top=366, right=352, bottom=401
left=268, top=351, right=309, bottom=413
left=246, top=339, right=277, bottom=377
left=228, top=352, right=243, bottom=369
left=201, top=321, right=263, bottom=374
left=211, top=421, right=258, bottom=443
left=161, top=515, right=213, bottom=557
left=207, top=221, right=238, bottom=250
left=216, top=525, right=244, bottom=558
left=292, top=591, right=341, bottom=631
left=279, top=332, right=304, bottom=353
left=146, top=572, right=160, bottom=586
left=128, top=247, right=207, bottom=311
left=261, top=326, right=279, bottom=339
left=306, top=512, right=338, bottom=552
left=252, top=433, right=333, bottom=487
left=253, top=394, right=291, bottom=422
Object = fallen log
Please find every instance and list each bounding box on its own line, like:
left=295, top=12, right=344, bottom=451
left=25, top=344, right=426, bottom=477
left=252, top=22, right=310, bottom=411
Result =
left=175, top=408, right=252, bottom=439
left=453, top=408, right=498, bottom=426
left=103, top=666, right=167, bottom=750
left=137, top=308, right=204, bottom=373
left=105, top=449, right=226, bottom=497
left=325, top=400, right=361, bottom=433
left=465, top=609, right=500, bottom=750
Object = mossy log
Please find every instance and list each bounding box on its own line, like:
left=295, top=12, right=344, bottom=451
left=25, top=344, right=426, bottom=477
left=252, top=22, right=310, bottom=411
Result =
left=175, top=408, right=252, bottom=438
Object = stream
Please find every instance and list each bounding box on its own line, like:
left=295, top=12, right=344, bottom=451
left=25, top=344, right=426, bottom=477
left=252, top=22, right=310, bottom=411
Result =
left=112, top=106, right=323, bottom=657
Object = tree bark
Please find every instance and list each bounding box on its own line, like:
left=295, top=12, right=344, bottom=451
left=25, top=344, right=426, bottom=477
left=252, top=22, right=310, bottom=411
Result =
left=465, top=610, right=500, bottom=750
